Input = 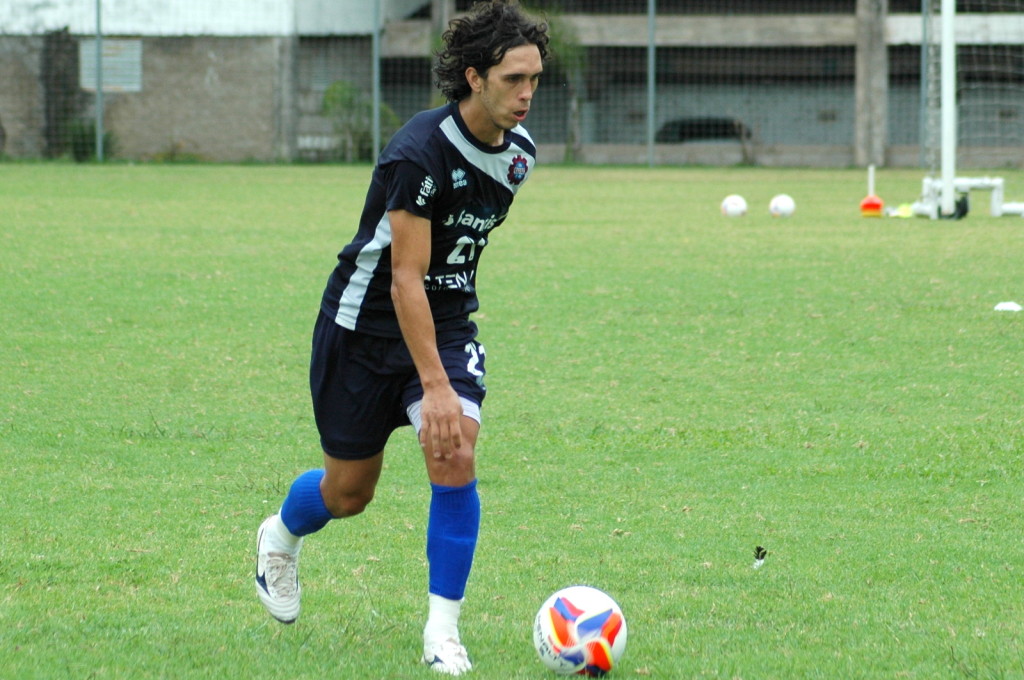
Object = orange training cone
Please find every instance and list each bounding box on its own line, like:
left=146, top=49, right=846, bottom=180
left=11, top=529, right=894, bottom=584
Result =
left=861, top=165, right=884, bottom=217
left=860, top=194, right=884, bottom=217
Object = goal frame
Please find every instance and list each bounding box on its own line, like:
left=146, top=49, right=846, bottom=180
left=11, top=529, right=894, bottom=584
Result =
left=911, top=0, right=1024, bottom=219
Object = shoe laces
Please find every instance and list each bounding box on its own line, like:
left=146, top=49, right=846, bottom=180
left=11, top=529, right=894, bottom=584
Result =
left=263, top=552, right=298, bottom=599
left=426, top=638, right=471, bottom=674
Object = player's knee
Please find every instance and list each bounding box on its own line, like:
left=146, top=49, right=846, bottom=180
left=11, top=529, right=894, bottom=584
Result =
left=426, top=446, right=476, bottom=486
left=322, top=487, right=375, bottom=518
left=452, top=445, right=476, bottom=470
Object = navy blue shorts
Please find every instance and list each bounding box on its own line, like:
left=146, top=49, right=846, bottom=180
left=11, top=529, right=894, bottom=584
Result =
left=309, top=311, right=487, bottom=460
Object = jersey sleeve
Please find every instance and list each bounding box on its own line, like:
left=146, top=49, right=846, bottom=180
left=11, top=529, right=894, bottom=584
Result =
left=384, top=160, right=440, bottom=220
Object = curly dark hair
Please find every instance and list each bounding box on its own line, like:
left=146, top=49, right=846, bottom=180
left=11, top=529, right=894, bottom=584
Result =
left=434, top=1, right=550, bottom=103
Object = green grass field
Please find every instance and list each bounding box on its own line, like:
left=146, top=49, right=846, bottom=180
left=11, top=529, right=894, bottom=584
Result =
left=2, top=163, right=1022, bottom=679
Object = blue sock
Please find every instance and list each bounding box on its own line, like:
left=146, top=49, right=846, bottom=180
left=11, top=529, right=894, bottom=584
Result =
left=426, top=480, right=480, bottom=601
left=280, top=469, right=334, bottom=537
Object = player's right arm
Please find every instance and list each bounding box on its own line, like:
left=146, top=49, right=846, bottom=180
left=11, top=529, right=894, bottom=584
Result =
left=389, top=208, right=464, bottom=461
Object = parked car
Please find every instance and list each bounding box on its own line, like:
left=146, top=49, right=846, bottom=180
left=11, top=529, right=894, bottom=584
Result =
left=655, top=116, right=752, bottom=143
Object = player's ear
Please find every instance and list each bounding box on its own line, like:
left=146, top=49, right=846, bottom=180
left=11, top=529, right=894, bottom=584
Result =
left=465, top=67, right=483, bottom=94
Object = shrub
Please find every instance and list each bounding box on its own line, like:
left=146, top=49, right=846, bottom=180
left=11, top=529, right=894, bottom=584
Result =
left=321, top=80, right=399, bottom=162
left=68, top=118, right=116, bottom=162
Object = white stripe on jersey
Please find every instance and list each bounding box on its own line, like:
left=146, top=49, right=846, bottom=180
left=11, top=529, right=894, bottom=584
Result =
left=439, top=116, right=534, bottom=193
left=335, top=212, right=393, bottom=329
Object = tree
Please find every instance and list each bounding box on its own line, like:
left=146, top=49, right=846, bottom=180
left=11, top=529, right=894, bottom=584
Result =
left=321, top=80, right=399, bottom=162
left=526, top=3, right=586, bottom=163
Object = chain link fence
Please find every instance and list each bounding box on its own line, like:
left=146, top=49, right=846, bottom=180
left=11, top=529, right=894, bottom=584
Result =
left=1, top=0, right=1021, bottom=167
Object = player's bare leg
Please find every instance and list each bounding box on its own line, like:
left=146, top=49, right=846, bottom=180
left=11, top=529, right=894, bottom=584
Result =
left=256, top=453, right=384, bottom=623
left=421, top=415, right=479, bottom=676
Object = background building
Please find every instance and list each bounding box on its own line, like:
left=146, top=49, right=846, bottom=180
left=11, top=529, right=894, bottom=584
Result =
left=0, top=0, right=1021, bottom=167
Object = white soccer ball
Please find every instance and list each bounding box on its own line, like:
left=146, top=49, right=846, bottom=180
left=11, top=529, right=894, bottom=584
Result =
left=769, top=193, right=796, bottom=217
left=720, top=194, right=747, bottom=217
left=533, top=585, right=627, bottom=676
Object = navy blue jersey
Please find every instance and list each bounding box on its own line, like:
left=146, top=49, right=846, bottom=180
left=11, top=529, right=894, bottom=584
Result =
left=320, top=102, right=536, bottom=338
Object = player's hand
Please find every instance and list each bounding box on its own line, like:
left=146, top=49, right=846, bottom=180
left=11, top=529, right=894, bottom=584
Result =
left=419, top=385, right=463, bottom=460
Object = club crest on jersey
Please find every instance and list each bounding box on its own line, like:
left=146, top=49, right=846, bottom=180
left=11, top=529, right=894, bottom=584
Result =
left=451, top=168, right=468, bottom=189
left=507, top=155, right=529, bottom=185
left=416, top=175, right=437, bottom=207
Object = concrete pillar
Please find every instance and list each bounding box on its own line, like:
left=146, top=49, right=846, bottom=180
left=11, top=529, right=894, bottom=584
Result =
left=275, top=35, right=299, bottom=161
left=854, top=0, right=888, bottom=167
left=432, top=0, right=454, bottom=35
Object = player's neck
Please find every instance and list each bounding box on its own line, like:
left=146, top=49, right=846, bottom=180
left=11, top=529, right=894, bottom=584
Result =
left=457, top=99, right=504, bottom=147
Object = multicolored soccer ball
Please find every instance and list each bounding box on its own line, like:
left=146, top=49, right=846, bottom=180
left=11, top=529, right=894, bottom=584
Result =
left=720, top=194, right=748, bottom=217
left=533, top=586, right=627, bottom=676
left=769, top=193, right=796, bottom=217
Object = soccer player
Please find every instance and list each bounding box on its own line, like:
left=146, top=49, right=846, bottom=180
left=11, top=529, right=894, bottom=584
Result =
left=255, top=1, right=549, bottom=675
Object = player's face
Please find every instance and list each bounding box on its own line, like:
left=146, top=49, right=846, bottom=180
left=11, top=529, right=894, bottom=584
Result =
left=468, top=44, right=543, bottom=143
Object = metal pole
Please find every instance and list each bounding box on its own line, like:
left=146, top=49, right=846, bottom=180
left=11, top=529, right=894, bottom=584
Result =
left=646, top=0, right=656, bottom=166
left=95, top=0, right=104, bottom=161
left=371, top=0, right=382, bottom=158
left=940, top=0, right=955, bottom=215
left=919, top=0, right=929, bottom=169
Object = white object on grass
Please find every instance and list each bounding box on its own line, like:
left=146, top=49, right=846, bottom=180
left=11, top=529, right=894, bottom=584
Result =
left=721, top=194, right=747, bottom=217
left=769, top=193, right=796, bottom=217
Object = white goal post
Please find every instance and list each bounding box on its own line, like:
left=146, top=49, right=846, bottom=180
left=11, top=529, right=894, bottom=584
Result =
left=912, top=0, right=1024, bottom=219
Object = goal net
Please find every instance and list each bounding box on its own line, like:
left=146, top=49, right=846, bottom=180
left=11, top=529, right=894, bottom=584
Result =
left=915, top=0, right=1024, bottom=218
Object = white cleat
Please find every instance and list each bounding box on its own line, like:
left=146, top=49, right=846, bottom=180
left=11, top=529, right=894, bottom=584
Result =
left=255, top=515, right=301, bottom=624
left=422, top=638, right=473, bottom=676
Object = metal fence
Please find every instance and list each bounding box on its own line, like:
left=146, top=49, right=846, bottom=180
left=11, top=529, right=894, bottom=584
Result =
left=1, top=0, right=1022, bottom=167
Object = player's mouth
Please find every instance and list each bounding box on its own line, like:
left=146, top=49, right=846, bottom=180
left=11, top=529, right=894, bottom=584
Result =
left=512, top=108, right=529, bottom=122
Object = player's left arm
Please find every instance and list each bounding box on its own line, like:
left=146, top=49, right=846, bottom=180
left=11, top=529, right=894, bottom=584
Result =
left=389, top=208, right=464, bottom=460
